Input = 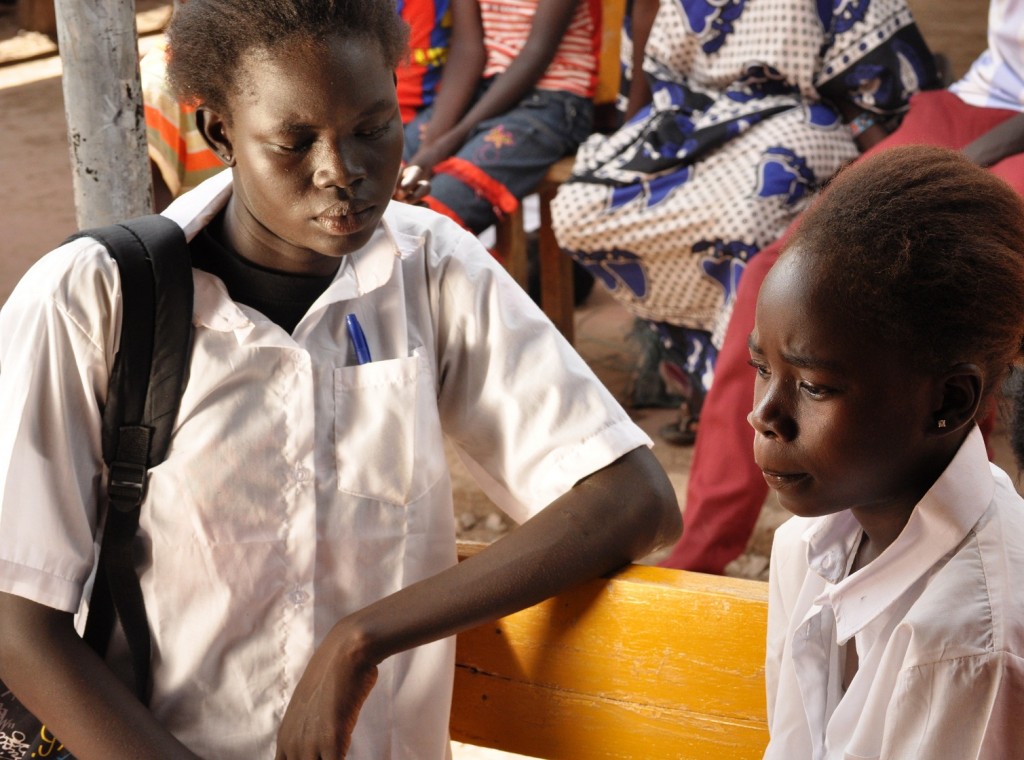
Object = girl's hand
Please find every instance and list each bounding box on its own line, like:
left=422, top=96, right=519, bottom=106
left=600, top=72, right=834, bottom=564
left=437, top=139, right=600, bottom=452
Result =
left=393, top=125, right=467, bottom=204
left=277, top=447, right=679, bottom=758
left=274, top=625, right=379, bottom=760
left=394, top=165, right=432, bottom=204
left=407, top=128, right=469, bottom=176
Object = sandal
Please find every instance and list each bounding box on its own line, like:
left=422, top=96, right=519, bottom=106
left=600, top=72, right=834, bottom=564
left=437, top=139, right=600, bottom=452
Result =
left=659, top=415, right=699, bottom=446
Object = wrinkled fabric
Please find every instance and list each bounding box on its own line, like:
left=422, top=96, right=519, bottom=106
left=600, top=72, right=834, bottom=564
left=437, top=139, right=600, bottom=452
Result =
left=765, top=428, right=1024, bottom=760
left=950, top=0, right=1024, bottom=112
left=0, top=170, right=650, bottom=759
left=553, top=0, right=937, bottom=346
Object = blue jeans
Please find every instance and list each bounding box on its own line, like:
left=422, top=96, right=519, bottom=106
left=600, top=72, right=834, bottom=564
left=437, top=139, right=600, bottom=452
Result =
left=404, top=80, right=593, bottom=234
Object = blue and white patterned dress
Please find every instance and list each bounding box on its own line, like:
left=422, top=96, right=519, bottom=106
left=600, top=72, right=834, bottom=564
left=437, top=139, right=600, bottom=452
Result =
left=551, top=0, right=936, bottom=400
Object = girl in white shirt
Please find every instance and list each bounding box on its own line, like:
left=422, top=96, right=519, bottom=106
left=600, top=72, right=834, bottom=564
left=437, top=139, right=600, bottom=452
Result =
left=752, top=144, right=1024, bottom=760
left=0, top=0, right=682, bottom=758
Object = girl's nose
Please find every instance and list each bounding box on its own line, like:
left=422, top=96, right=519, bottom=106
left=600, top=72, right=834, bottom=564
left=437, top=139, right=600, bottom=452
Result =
left=313, top=142, right=367, bottom=191
left=748, top=383, right=796, bottom=441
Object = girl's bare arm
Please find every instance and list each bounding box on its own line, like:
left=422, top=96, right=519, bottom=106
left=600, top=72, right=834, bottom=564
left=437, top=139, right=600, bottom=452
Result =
left=0, top=592, right=201, bottom=760
left=276, top=445, right=681, bottom=759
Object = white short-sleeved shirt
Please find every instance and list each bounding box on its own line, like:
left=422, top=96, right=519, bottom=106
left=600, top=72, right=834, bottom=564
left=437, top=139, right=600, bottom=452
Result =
left=0, top=171, right=651, bottom=759
left=950, top=0, right=1024, bottom=112
left=764, top=427, right=1024, bottom=760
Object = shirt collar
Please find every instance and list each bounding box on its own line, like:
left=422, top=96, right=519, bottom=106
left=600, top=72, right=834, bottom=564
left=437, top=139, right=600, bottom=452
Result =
left=163, top=173, right=407, bottom=333
left=804, top=426, right=993, bottom=643
left=317, top=208, right=402, bottom=303
left=162, top=169, right=233, bottom=244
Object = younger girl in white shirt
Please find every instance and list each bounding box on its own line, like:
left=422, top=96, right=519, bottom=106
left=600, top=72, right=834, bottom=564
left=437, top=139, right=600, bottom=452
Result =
left=753, top=145, right=1024, bottom=759
left=0, top=0, right=681, bottom=757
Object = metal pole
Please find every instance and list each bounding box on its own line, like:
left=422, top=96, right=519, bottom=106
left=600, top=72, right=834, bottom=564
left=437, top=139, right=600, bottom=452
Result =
left=53, top=0, right=152, bottom=228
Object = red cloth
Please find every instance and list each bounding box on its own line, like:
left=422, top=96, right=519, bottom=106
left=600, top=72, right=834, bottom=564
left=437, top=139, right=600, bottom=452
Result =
left=659, top=91, right=1024, bottom=573
left=396, top=0, right=452, bottom=123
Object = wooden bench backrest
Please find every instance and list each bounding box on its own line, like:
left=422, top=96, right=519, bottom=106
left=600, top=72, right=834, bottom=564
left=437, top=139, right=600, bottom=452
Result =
left=594, top=0, right=625, bottom=106
left=451, top=552, right=770, bottom=759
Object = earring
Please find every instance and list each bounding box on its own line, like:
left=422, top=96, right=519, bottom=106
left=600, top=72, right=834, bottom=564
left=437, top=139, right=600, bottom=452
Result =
left=938, top=419, right=947, bottom=429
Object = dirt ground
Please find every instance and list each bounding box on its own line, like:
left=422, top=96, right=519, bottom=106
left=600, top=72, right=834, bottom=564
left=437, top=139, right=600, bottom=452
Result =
left=0, top=0, right=1006, bottom=591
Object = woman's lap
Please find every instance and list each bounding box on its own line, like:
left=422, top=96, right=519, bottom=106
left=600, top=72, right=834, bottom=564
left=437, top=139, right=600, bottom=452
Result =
left=551, top=107, right=857, bottom=332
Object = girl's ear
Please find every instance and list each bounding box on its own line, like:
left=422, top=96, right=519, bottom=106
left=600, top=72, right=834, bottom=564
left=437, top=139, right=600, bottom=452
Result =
left=196, top=107, right=236, bottom=167
left=932, top=363, right=983, bottom=435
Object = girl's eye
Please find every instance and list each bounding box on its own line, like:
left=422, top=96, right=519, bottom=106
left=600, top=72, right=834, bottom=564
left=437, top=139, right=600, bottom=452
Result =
left=799, top=381, right=833, bottom=399
left=272, top=141, right=311, bottom=154
left=747, top=359, right=770, bottom=378
left=359, top=122, right=392, bottom=140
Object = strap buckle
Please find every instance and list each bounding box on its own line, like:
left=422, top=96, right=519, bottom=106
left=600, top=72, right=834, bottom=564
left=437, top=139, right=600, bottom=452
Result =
left=107, top=460, right=148, bottom=511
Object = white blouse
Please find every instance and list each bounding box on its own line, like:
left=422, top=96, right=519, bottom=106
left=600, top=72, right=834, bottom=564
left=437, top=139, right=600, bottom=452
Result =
left=950, top=0, right=1024, bottom=112
left=0, top=171, right=650, bottom=759
left=765, top=427, right=1024, bottom=760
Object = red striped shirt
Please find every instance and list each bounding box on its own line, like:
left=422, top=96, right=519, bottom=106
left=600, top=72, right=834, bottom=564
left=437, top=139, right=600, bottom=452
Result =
left=480, top=0, right=600, bottom=98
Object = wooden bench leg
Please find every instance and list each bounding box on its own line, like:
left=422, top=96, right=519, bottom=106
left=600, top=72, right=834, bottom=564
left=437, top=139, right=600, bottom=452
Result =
left=492, top=155, right=577, bottom=344
left=538, top=184, right=575, bottom=344
left=494, top=205, right=529, bottom=291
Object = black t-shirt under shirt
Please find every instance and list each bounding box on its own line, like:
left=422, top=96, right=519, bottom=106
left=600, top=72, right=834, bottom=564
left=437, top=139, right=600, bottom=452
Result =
left=188, top=215, right=337, bottom=334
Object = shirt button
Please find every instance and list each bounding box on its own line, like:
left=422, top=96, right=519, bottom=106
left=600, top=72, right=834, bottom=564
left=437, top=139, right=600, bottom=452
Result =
left=287, top=588, right=309, bottom=606
left=822, top=553, right=835, bottom=571
left=293, top=466, right=311, bottom=482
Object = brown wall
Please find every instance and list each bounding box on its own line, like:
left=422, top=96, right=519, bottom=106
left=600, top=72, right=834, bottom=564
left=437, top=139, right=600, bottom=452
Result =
left=907, top=0, right=990, bottom=81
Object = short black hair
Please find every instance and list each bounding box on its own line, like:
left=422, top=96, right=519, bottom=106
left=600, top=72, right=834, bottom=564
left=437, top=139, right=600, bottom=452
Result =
left=786, top=145, right=1024, bottom=400
left=167, top=0, right=409, bottom=117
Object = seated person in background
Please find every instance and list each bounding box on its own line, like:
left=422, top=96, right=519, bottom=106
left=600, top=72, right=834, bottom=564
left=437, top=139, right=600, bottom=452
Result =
left=760, top=145, right=1024, bottom=759
left=141, top=37, right=226, bottom=210
left=395, top=0, right=476, bottom=123
left=658, top=0, right=1024, bottom=574
left=142, top=0, right=483, bottom=210
left=549, top=0, right=936, bottom=445
left=395, top=0, right=599, bottom=236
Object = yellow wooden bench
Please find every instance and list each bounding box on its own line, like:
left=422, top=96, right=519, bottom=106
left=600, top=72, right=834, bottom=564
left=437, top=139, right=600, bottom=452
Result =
left=450, top=542, right=770, bottom=759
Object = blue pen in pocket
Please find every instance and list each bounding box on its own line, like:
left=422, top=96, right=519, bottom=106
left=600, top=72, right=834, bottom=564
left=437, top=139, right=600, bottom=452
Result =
left=345, top=314, right=373, bottom=365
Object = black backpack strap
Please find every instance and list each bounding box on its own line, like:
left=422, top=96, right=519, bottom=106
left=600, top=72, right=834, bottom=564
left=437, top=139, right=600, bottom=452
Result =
left=68, top=215, right=193, bottom=703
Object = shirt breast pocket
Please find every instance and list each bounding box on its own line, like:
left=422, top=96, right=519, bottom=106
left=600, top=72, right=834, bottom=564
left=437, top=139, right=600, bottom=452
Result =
left=333, top=346, right=444, bottom=506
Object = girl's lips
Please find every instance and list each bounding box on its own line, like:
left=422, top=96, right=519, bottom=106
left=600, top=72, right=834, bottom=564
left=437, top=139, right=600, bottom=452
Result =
left=760, top=468, right=810, bottom=490
left=314, top=205, right=374, bottom=235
